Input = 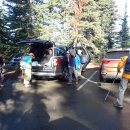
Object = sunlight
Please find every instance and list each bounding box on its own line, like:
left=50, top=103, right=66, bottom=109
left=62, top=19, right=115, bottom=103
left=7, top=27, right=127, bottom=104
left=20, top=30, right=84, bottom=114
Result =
left=0, top=99, right=15, bottom=113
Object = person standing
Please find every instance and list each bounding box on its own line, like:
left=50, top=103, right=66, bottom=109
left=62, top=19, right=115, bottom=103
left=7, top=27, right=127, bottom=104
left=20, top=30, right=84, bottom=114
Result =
left=114, top=53, right=130, bottom=109
left=20, top=52, right=35, bottom=87
left=63, top=50, right=70, bottom=80
left=67, top=50, right=81, bottom=85
left=77, top=49, right=84, bottom=79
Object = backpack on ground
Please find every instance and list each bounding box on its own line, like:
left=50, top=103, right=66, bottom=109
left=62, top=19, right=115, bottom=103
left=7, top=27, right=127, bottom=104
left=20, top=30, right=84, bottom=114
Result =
left=124, top=56, right=130, bottom=73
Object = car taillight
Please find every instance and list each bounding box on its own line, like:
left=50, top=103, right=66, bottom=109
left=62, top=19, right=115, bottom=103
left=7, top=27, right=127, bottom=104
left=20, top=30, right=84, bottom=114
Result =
left=53, top=58, right=60, bottom=66
left=102, top=59, right=111, bottom=64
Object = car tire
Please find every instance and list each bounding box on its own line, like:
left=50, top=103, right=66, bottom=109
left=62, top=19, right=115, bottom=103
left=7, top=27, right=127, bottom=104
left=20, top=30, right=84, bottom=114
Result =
left=100, top=75, right=106, bottom=82
left=32, top=75, right=41, bottom=80
left=58, top=73, right=69, bottom=81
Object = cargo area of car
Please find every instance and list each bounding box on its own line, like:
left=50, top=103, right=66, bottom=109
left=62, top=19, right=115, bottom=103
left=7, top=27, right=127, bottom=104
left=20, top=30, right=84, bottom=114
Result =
left=30, top=44, right=53, bottom=67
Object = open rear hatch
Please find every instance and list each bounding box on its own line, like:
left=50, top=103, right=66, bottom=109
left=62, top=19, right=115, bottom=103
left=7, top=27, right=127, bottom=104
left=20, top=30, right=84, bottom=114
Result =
left=16, top=39, right=54, bottom=72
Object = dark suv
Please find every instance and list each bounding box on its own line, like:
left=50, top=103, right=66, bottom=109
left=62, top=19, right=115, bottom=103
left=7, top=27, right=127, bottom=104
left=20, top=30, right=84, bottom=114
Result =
left=17, top=39, right=66, bottom=79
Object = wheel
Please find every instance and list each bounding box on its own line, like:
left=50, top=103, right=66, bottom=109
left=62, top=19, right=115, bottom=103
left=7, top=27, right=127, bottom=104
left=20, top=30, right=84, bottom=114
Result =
left=58, top=68, right=69, bottom=81
left=32, top=75, right=41, bottom=80
left=99, top=75, right=106, bottom=82
left=58, top=73, right=69, bottom=81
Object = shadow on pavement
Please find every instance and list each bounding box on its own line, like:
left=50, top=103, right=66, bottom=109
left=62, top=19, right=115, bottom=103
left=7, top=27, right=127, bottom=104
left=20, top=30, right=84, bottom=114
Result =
left=0, top=70, right=50, bottom=130
left=50, top=116, right=90, bottom=130
left=0, top=67, right=130, bottom=130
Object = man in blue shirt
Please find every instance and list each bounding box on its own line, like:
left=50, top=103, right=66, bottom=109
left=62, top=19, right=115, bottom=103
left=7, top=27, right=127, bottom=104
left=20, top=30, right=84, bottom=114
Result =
left=67, top=50, right=81, bottom=85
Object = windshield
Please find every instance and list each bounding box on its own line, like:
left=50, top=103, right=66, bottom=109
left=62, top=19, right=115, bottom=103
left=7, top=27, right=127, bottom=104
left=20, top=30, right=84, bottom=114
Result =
left=105, top=51, right=129, bottom=59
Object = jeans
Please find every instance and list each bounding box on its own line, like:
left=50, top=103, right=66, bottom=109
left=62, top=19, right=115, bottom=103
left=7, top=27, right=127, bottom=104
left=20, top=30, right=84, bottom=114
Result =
left=116, top=77, right=128, bottom=106
left=68, top=66, right=78, bottom=82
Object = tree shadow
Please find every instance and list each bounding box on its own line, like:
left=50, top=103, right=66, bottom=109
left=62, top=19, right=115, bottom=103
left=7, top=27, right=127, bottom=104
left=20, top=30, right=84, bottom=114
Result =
left=0, top=71, right=50, bottom=130
left=1, top=67, right=130, bottom=130
left=50, top=116, right=90, bottom=130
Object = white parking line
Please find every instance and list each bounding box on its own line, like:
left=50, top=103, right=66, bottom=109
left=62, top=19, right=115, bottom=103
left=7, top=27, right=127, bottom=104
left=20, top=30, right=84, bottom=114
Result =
left=77, top=70, right=98, bottom=91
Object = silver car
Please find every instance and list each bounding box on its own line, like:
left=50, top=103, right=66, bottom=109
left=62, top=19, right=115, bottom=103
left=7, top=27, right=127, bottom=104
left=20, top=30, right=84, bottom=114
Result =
left=17, top=39, right=66, bottom=79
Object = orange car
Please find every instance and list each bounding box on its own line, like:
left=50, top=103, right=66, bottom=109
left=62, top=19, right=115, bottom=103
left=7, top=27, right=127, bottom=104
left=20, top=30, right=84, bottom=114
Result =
left=99, top=48, right=130, bottom=82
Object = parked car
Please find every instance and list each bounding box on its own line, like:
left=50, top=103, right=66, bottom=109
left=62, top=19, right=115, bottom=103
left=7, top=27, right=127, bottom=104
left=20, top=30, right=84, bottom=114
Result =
left=16, top=39, right=67, bottom=79
left=100, top=48, right=130, bottom=82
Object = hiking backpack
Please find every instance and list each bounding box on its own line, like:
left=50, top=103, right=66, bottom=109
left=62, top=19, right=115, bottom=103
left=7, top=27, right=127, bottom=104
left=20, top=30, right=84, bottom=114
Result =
left=124, top=56, right=130, bottom=72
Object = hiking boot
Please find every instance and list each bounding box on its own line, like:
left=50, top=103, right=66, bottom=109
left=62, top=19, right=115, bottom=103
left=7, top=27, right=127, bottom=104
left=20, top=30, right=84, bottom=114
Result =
left=113, top=102, right=123, bottom=109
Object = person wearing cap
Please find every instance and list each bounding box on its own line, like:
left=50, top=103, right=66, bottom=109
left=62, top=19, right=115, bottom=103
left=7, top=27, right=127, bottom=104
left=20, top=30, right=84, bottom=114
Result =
left=62, top=50, right=70, bottom=80
left=114, top=53, right=130, bottom=109
left=67, top=49, right=81, bottom=85
left=63, top=50, right=70, bottom=68
left=20, top=52, right=35, bottom=87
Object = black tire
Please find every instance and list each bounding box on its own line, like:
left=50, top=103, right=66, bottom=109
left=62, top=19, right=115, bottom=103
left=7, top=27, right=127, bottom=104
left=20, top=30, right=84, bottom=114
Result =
left=32, top=75, right=41, bottom=80
left=100, top=75, right=106, bottom=82
left=58, top=73, right=69, bottom=81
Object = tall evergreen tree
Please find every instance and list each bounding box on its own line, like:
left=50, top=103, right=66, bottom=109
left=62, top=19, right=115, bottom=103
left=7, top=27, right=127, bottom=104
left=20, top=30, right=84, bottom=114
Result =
left=0, top=4, right=10, bottom=54
left=119, top=0, right=130, bottom=48
left=79, top=0, right=117, bottom=53
left=33, top=0, right=72, bottom=44
left=0, top=3, right=9, bottom=44
left=4, top=0, right=34, bottom=44
left=0, top=6, right=5, bottom=44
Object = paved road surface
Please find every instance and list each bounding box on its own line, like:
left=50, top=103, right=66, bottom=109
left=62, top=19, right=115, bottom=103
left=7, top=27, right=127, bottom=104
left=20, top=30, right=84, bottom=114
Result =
left=0, top=67, right=130, bottom=130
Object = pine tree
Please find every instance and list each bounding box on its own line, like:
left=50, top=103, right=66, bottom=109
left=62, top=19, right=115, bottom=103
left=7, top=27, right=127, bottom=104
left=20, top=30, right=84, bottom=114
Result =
left=119, top=1, right=130, bottom=48
left=69, top=0, right=88, bottom=45
left=0, top=6, right=6, bottom=44
left=79, top=0, right=117, bottom=53
left=0, top=4, right=10, bottom=54
left=33, top=0, right=72, bottom=44
left=4, top=0, right=34, bottom=44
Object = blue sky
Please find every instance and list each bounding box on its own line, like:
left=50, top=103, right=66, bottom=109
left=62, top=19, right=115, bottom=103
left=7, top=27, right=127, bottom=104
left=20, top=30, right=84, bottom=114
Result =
left=114, top=0, right=130, bottom=31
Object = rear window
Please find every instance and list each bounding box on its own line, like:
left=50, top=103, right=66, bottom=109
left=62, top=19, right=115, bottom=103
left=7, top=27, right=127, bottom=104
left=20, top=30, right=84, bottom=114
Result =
left=105, top=51, right=129, bottom=59
left=54, top=47, right=66, bottom=56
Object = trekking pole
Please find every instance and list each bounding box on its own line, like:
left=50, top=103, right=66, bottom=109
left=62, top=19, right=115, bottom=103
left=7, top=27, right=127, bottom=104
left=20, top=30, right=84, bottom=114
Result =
left=104, top=72, right=118, bottom=102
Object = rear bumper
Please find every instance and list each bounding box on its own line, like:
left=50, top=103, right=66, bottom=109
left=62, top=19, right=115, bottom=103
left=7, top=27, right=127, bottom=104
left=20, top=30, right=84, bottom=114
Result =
left=32, top=71, right=63, bottom=77
left=100, top=72, right=122, bottom=80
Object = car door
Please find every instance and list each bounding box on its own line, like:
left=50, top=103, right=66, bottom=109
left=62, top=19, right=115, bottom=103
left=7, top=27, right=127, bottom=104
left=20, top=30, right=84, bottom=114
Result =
left=53, top=46, right=65, bottom=75
left=75, top=46, right=91, bottom=71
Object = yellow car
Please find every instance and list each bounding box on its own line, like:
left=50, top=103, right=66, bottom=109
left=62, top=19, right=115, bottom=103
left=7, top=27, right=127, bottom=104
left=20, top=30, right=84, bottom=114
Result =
left=100, top=48, right=130, bottom=82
